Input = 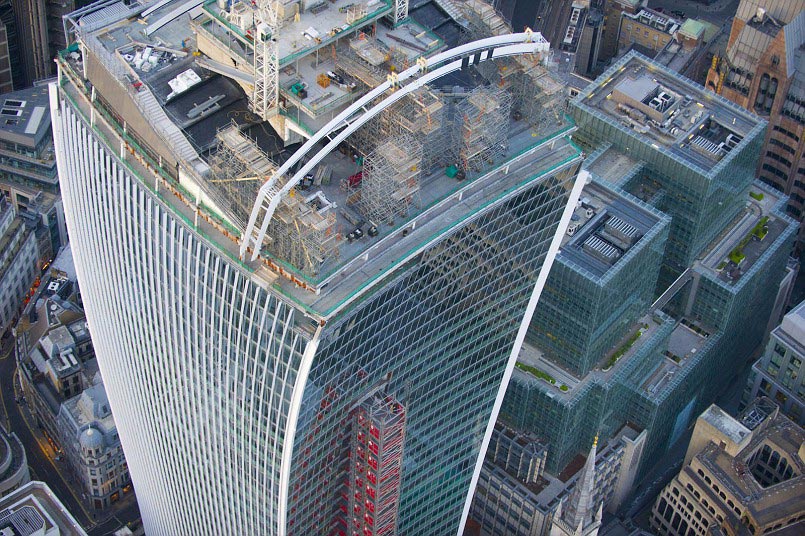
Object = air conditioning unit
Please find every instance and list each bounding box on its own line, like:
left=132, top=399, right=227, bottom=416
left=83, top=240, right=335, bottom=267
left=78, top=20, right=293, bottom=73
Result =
left=567, top=223, right=579, bottom=236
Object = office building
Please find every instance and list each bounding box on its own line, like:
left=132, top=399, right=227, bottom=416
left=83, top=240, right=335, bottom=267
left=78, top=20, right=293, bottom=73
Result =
left=616, top=8, right=681, bottom=58
left=571, top=51, right=767, bottom=285
left=525, top=176, right=670, bottom=377
left=51, top=1, right=582, bottom=534
left=500, top=52, right=796, bottom=479
left=600, top=0, right=645, bottom=62
left=0, top=85, right=67, bottom=262
left=0, top=480, right=87, bottom=535
left=0, top=0, right=22, bottom=93
left=0, top=194, right=38, bottom=333
left=744, top=298, right=805, bottom=425
left=7, top=1, right=93, bottom=87
left=0, top=425, right=30, bottom=497
left=58, top=382, right=130, bottom=510
left=650, top=399, right=804, bottom=536
left=574, top=6, right=605, bottom=79
left=705, top=0, right=805, bottom=243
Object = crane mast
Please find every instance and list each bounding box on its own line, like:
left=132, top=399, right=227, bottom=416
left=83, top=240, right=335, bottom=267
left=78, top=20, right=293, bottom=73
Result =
left=252, top=0, right=280, bottom=121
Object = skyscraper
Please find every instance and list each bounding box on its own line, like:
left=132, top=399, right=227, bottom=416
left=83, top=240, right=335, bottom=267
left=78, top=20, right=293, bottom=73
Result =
left=51, top=1, right=581, bottom=534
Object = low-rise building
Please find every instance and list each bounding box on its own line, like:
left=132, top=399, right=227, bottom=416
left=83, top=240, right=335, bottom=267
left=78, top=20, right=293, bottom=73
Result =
left=470, top=423, right=646, bottom=536
left=617, top=8, right=681, bottom=57
left=650, top=399, right=804, bottom=535
left=58, top=383, right=128, bottom=510
left=0, top=480, right=87, bottom=535
left=744, top=298, right=805, bottom=425
left=16, top=250, right=130, bottom=511
left=0, top=193, right=38, bottom=333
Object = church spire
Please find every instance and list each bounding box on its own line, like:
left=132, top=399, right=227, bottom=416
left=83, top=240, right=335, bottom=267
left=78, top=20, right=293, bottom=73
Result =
left=565, top=435, right=598, bottom=530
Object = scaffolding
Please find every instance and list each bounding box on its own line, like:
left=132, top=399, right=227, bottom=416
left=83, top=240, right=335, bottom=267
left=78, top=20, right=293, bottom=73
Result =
left=210, top=124, right=337, bottom=275
left=395, top=88, right=452, bottom=173
left=503, top=57, right=566, bottom=131
left=461, top=0, right=512, bottom=38
left=359, top=135, right=423, bottom=225
left=457, top=86, right=511, bottom=173
left=209, top=123, right=278, bottom=228
left=266, top=187, right=338, bottom=277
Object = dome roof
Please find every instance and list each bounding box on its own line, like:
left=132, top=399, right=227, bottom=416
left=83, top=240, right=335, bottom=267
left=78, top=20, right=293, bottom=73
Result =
left=79, top=427, right=103, bottom=451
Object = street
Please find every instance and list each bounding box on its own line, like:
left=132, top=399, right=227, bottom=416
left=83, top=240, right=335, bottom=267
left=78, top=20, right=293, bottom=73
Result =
left=0, top=348, right=140, bottom=534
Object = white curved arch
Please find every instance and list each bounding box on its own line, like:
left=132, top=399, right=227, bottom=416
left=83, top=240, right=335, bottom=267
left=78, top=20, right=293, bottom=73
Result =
left=241, top=31, right=550, bottom=261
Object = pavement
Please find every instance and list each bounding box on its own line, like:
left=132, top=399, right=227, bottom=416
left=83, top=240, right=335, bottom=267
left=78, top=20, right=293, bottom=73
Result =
left=0, top=346, right=140, bottom=534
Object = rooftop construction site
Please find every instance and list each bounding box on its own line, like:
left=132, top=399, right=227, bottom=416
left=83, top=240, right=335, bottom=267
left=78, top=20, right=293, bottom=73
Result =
left=58, top=0, right=580, bottom=315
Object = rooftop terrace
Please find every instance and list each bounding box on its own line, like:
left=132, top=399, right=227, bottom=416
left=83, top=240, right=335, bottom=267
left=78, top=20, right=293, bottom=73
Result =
left=641, top=318, right=711, bottom=398
left=696, top=183, right=793, bottom=286
left=515, top=311, right=674, bottom=396
left=575, top=52, right=763, bottom=172
left=59, top=0, right=571, bottom=319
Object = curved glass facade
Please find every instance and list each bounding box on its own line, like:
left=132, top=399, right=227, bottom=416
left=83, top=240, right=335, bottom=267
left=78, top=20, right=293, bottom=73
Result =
left=51, top=76, right=584, bottom=534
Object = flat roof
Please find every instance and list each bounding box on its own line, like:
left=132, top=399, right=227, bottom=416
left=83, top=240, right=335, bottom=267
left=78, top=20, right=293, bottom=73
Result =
left=0, top=481, right=87, bottom=536
left=641, top=318, right=711, bottom=397
left=696, top=183, right=795, bottom=287
left=574, top=52, right=764, bottom=173
left=515, top=311, right=674, bottom=393
left=558, top=178, right=666, bottom=280
left=0, top=85, right=52, bottom=148
left=699, top=404, right=751, bottom=444
left=773, top=299, right=805, bottom=358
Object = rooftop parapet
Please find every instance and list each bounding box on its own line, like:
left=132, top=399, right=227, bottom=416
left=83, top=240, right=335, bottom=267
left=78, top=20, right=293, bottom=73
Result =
left=558, top=177, right=669, bottom=281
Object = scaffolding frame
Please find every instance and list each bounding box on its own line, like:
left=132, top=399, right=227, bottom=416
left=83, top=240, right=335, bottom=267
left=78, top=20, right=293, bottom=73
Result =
left=457, top=86, right=512, bottom=173
left=211, top=124, right=337, bottom=276
left=209, top=123, right=278, bottom=228
left=359, top=134, right=423, bottom=225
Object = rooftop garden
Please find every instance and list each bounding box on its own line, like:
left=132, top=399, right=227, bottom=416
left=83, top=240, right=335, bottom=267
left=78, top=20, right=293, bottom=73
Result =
left=603, top=323, right=649, bottom=371
left=515, top=362, right=569, bottom=391
left=724, top=216, right=769, bottom=267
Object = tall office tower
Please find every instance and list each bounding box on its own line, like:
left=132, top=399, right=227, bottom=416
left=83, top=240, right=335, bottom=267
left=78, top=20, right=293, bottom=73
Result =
left=525, top=177, right=670, bottom=378
left=51, top=1, right=580, bottom=534
left=743, top=298, right=805, bottom=425
left=705, top=0, right=805, bottom=246
left=0, top=0, right=22, bottom=93
left=8, top=0, right=93, bottom=86
left=500, top=52, right=797, bottom=480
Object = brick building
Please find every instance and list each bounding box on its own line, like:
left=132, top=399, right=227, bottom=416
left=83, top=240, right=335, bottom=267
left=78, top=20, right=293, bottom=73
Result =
left=705, top=0, right=805, bottom=245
